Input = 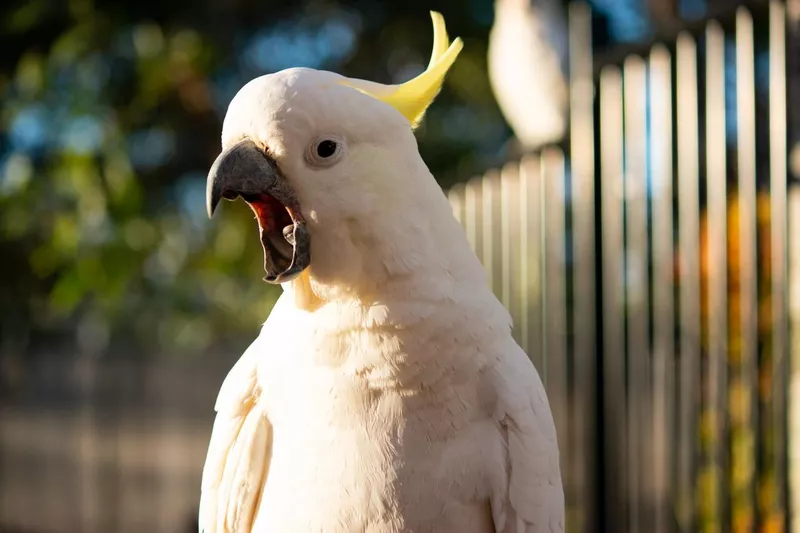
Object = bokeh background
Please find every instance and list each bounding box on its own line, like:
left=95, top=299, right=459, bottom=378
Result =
left=0, top=0, right=712, bottom=362
left=1, top=0, right=799, bottom=532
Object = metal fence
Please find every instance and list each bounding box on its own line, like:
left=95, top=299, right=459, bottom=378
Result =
left=1, top=2, right=799, bottom=533
left=0, top=351, right=234, bottom=533
left=446, top=1, right=800, bottom=532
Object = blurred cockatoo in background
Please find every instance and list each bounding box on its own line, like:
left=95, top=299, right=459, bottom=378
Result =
left=488, top=0, right=569, bottom=153
left=200, top=11, right=563, bottom=533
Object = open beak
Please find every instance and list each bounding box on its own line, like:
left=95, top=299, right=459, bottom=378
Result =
left=206, top=138, right=311, bottom=284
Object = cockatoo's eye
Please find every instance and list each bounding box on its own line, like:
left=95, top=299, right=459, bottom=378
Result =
left=306, top=135, right=345, bottom=168
left=316, top=140, right=338, bottom=158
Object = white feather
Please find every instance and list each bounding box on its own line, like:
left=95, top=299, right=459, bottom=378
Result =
left=200, top=65, right=564, bottom=532
left=488, top=0, right=569, bottom=151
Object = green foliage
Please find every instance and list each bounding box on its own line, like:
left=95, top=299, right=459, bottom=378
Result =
left=0, top=0, right=509, bottom=356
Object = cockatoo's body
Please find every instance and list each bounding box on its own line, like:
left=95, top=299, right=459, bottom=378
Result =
left=488, top=0, right=569, bottom=151
left=201, top=13, right=563, bottom=533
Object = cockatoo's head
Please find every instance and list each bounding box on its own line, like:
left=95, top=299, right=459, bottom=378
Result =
left=206, top=12, right=463, bottom=298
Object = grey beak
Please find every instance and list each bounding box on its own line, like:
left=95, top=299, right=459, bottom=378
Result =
left=206, top=138, right=281, bottom=218
left=204, top=137, right=311, bottom=284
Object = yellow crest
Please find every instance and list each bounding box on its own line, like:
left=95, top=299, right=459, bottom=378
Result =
left=341, top=11, right=463, bottom=129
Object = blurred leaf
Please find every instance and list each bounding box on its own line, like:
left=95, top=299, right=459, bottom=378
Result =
left=4, top=0, right=49, bottom=34
left=49, top=269, right=83, bottom=313
left=0, top=0, right=511, bottom=356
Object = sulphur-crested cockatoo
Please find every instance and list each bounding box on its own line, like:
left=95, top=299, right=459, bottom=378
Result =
left=201, top=12, right=563, bottom=533
left=488, top=0, right=569, bottom=152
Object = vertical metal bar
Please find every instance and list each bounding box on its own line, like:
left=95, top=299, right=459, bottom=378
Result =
left=543, top=148, right=569, bottom=465
left=447, top=182, right=466, bottom=227
left=465, top=176, right=483, bottom=259
left=785, top=4, right=800, bottom=529
left=157, top=393, right=171, bottom=533
left=600, top=65, right=627, bottom=533
left=521, top=154, right=544, bottom=372
left=569, top=4, right=597, bottom=531
left=0, top=408, right=7, bottom=527
left=538, top=157, right=549, bottom=383
left=519, top=160, right=531, bottom=356
left=21, top=412, right=35, bottom=530
left=624, top=53, right=649, bottom=533
left=649, top=42, right=675, bottom=533
left=77, top=356, right=100, bottom=533
left=500, top=162, right=519, bottom=314
left=789, top=187, right=800, bottom=533
left=483, top=170, right=500, bottom=293
left=501, top=163, right=523, bottom=346
left=705, top=19, right=728, bottom=533
left=676, top=31, right=701, bottom=533
left=736, top=8, right=758, bottom=529
left=769, top=1, right=789, bottom=524
left=35, top=409, right=51, bottom=530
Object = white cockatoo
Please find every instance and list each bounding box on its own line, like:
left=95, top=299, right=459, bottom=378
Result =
left=488, top=0, right=569, bottom=152
left=200, top=12, right=563, bottom=533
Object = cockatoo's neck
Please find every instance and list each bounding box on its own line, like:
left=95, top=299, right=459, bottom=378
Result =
left=280, top=221, right=508, bottom=343
left=284, top=168, right=488, bottom=313
left=274, top=163, right=512, bottom=371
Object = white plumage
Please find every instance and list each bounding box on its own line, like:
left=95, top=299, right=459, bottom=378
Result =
left=200, top=13, right=563, bottom=532
left=488, top=0, right=569, bottom=151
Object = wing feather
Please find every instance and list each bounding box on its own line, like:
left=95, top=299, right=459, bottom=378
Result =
left=492, top=348, right=564, bottom=533
left=199, top=346, right=272, bottom=533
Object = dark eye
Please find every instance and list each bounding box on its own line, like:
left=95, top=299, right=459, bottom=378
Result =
left=306, top=135, right=345, bottom=167
left=316, top=140, right=338, bottom=158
